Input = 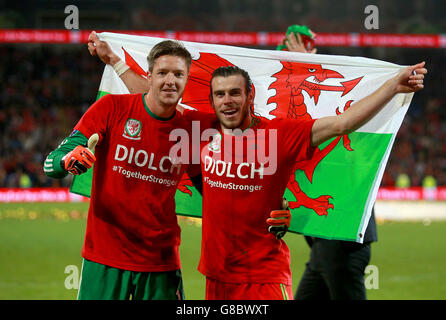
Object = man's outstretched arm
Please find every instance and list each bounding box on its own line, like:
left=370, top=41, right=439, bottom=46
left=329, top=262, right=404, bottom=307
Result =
left=311, top=62, right=427, bottom=147
left=88, top=31, right=149, bottom=94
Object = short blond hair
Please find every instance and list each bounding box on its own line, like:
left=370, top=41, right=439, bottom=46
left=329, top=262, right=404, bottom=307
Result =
left=147, top=40, right=192, bottom=72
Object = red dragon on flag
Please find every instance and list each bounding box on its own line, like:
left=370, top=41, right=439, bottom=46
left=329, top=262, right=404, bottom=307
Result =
left=123, top=49, right=363, bottom=216
left=267, top=61, right=363, bottom=216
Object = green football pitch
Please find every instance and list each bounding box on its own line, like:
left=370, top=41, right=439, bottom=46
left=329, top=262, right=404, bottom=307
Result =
left=0, top=202, right=445, bottom=300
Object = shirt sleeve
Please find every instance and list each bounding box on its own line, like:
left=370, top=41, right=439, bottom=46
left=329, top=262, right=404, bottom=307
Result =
left=43, top=130, right=88, bottom=179
left=74, top=94, right=115, bottom=144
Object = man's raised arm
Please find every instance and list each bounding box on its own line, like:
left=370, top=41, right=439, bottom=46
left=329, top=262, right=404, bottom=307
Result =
left=88, top=31, right=149, bottom=94
left=311, top=62, right=427, bottom=147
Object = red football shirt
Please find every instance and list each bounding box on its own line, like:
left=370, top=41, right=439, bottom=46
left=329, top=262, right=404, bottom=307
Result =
left=185, top=110, right=315, bottom=284
left=75, top=93, right=192, bottom=272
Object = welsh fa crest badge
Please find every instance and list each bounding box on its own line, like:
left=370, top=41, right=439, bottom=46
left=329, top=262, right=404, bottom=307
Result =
left=123, top=118, right=142, bottom=140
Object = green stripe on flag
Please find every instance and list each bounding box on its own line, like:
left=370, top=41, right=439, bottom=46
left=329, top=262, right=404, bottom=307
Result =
left=96, top=90, right=110, bottom=100
left=69, top=169, right=94, bottom=198
left=286, top=131, right=392, bottom=241
left=175, top=187, right=203, bottom=218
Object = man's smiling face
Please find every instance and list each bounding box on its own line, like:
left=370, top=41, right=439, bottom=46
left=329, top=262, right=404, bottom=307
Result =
left=210, top=74, right=253, bottom=130
left=148, top=55, right=189, bottom=108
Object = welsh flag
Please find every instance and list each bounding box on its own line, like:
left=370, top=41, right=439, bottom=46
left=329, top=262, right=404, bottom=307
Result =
left=71, top=32, right=414, bottom=242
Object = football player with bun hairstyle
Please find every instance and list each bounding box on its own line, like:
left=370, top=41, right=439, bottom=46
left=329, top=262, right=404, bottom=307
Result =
left=181, top=59, right=425, bottom=299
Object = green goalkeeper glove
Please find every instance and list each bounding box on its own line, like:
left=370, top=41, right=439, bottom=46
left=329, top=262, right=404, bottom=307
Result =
left=267, top=199, right=291, bottom=240
left=61, top=133, right=98, bottom=175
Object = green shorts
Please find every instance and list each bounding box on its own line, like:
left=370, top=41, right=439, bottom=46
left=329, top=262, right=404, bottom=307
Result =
left=77, top=259, right=185, bottom=300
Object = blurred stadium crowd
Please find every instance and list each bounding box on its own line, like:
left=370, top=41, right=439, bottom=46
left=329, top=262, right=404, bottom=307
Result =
left=0, top=45, right=101, bottom=188
left=1, top=0, right=444, bottom=33
left=0, top=44, right=444, bottom=189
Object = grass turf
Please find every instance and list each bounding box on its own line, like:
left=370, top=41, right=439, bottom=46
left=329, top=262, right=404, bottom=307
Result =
left=0, top=202, right=445, bottom=300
